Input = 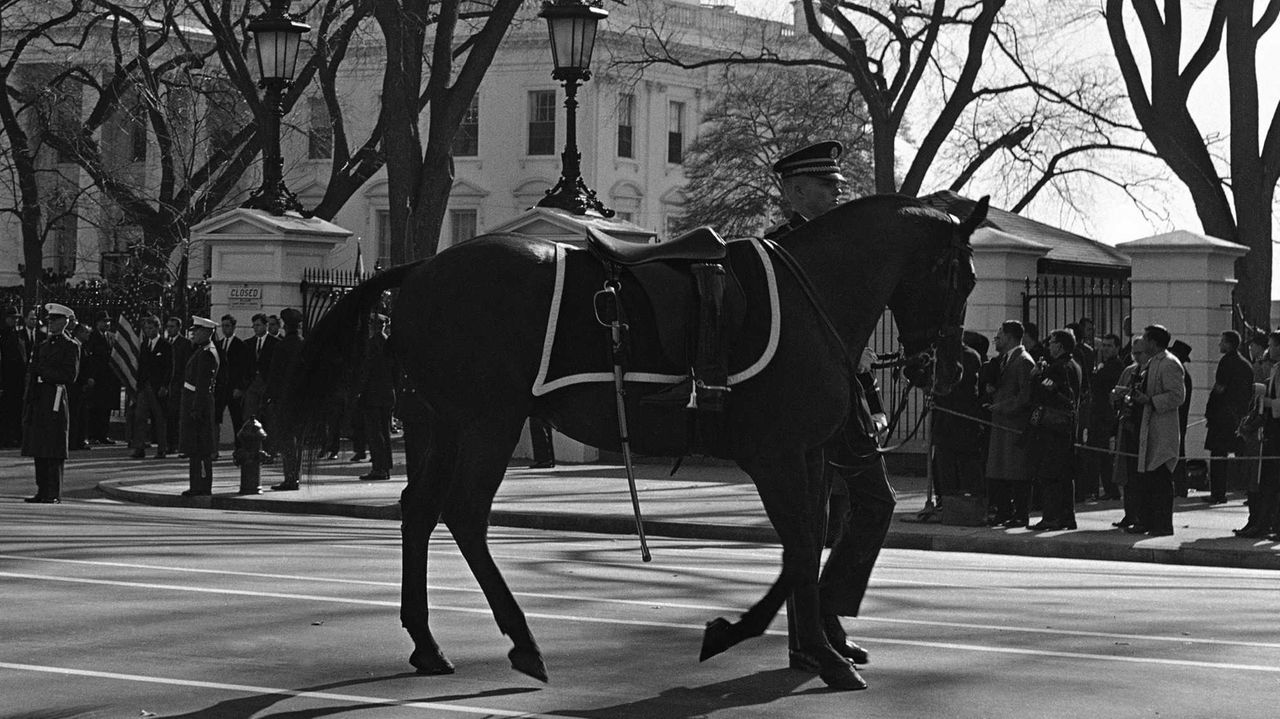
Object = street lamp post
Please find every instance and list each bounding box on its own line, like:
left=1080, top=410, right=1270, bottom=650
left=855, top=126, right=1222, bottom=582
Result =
left=536, top=0, right=614, bottom=217
left=242, top=0, right=310, bottom=216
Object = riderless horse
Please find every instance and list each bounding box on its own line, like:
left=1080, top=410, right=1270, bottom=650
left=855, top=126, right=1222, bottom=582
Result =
left=279, top=193, right=986, bottom=690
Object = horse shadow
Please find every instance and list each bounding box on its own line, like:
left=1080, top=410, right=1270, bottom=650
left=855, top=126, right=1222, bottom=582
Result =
left=553, top=668, right=818, bottom=719
left=158, top=674, right=540, bottom=719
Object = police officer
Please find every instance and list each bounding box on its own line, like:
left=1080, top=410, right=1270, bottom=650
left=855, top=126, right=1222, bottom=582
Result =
left=22, top=304, right=80, bottom=504
left=181, top=316, right=220, bottom=497
left=764, top=140, right=846, bottom=240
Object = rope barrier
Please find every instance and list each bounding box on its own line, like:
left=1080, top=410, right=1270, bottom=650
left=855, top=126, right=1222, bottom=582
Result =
left=928, top=404, right=1280, bottom=463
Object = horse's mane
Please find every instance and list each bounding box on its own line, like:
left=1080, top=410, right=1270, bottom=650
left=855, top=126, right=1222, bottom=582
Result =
left=777, top=194, right=955, bottom=250
left=836, top=193, right=956, bottom=225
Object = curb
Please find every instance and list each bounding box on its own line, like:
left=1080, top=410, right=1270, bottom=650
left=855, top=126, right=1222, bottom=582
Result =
left=98, top=480, right=1280, bottom=572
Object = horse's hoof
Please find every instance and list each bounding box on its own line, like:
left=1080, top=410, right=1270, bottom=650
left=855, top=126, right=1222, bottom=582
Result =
left=819, top=662, right=868, bottom=691
left=409, top=648, right=455, bottom=676
left=509, top=646, right=548, bottom=683
left=700, top=617, right=736, bottom=662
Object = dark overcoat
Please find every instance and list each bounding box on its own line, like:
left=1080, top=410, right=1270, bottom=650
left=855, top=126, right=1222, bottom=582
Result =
left=1027, top=355, right=1082, bottom=482
left=357, top=334, right=396, bottom=408
left=82, top=329, right=114, bottom=408
left=1205, top=350, right=1252, bottom=452
left=167, top=334, right=193, bottom=400
left=985, top=345, right=1036, bottom=481
left=21, top=332, right=80, bottom=459
left=179, top=341, right=219, bottom=457
left=932, top=344, right=984, bottom=453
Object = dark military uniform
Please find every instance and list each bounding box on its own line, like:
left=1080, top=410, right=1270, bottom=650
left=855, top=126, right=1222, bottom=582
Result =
left=21, top=330, right=80, bottom=501
left=763, top=212, right=807, bottom=241
left=180, top=339, right=220, bottom=492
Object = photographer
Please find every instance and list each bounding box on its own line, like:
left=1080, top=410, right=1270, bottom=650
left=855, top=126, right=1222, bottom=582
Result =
left=1027, top=329, right=1082, bottom=530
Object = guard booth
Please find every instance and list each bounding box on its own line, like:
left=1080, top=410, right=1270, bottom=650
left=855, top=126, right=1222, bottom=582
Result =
left=486, top=206, right=657, bottom=463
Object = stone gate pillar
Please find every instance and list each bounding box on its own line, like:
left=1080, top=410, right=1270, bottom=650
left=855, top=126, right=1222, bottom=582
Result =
left=1117, top=230, right=1248, bottom=458
left=966, top=227, right=1050, bottom=341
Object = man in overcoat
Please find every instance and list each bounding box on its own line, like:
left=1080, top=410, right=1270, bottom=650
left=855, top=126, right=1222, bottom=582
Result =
left=1204, top=330, right=1253, bottom=503
left=17, top=309, right=46, bottom=362
left=1084, top=333, right=1126, bottom=500
left=22, top=304, right=80, bottom=503
left=162, top=316, right=193, bottom=456
left=356, top=313, right=396, bottom=481
left=214, top=314, right=250, bottom=452
left=267, top=308, right=305, bottom=491
left=0, top=305, right=26, bottom=447
left=181, top=317, right=220, bottom=497
left=1127, top=324, right=1185, bottom=536
left=83, top=310, right=117, bottom=445
left=130, top=316, right=171, bottom=459
left=240, top=312, right=279, bottom=453
left=985, top=320, right=1036, bottom=526
left=931, top=340, right=985, bottom=498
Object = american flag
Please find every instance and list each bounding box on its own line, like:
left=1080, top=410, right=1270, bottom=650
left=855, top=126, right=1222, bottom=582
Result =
left=110, top=313, right=140, bottom=395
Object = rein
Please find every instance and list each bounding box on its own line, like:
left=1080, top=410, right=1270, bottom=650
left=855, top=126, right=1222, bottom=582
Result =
left=759, top=238, right=857, bottom=379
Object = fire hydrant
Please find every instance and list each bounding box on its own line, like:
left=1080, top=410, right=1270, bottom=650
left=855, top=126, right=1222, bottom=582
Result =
left=234, top=417, right=270, bottom=495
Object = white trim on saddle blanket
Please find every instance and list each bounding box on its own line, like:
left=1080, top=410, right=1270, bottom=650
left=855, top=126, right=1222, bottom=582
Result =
left=531, top=239, right=780, bottom=397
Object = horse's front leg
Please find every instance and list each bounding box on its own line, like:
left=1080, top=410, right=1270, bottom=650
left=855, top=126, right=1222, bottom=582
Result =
left=702, top=451, right=865, bottom=690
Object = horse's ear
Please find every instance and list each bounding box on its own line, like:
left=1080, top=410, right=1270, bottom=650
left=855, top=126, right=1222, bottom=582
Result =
left=957, top=195, right=990, bottom=239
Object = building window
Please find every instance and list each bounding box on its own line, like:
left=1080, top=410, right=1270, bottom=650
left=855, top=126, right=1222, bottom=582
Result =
left=617, top=93, right=634, bottom=159
left=667, top=101, right=685, bottom=164
left=454, top=95, right=479, bottom=157
left=308, top=96, right=333, bottom=160
left=450, top=209, right=478, bottom=245
left=377, top=209, right=392, bottom=267
left=528, top=90, right=556, bottom=156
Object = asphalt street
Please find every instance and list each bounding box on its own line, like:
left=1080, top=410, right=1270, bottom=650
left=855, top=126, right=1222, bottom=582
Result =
left=4, top=488, right=1280, bottom=718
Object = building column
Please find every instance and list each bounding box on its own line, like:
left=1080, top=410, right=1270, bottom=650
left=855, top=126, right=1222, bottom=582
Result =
left=1117, top=230, right=1249, bottom=458
left=966, top=227, right=1050, bottom=343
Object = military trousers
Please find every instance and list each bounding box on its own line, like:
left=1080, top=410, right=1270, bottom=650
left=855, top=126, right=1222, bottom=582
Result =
left=33, top=457, right=64, bottom=499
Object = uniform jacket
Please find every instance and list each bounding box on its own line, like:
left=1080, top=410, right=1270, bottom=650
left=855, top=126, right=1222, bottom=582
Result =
left=214, top=333, right=250, bottom=398
left=1205, top=350, right=1252, bottom=452
left=134, top=334, right=172, bottom=391
left=1136, top=349, right=1186, bottom=473
left=357, top=333, right=396, bottom=408
left=985, top=344, right=1035, bottom=481
left=179, top=340, right=220, bottom=456
left=763, top=212, right=806, bottom=240
left=245, top=333, right=279, bottom=385
left=166, top=334, right=193, bottom=399
left=21, top=332, right=80, bottom=459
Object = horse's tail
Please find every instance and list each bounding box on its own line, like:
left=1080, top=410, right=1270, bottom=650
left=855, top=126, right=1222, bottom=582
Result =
left=279, top=260, right=426, bottom=467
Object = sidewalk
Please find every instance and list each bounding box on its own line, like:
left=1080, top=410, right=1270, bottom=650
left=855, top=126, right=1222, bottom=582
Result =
left=5, top=446, right=1279, bottom=571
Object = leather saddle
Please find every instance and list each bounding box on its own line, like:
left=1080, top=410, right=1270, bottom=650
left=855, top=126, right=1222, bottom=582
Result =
left=586, top=226, right=746, bottom=411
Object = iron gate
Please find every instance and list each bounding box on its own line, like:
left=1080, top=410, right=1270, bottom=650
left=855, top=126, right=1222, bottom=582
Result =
left=1021, top=274, right=1131, bottom=339
left=300, top=268, right=372, bottom=332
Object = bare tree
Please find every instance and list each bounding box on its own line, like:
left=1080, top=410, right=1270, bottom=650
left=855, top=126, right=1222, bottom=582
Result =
left=676, top=65, right=874, bottom=236
left=1106, top=0, right=1280, bottom=325
left=626, top=0, right=1142, bottom=218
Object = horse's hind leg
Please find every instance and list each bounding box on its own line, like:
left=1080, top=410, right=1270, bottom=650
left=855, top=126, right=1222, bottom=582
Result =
left=401, top=417, right=458, bottom=675
left=703, top=450, right=865, bottom=690
left=443, top=417, right=548, bottom=682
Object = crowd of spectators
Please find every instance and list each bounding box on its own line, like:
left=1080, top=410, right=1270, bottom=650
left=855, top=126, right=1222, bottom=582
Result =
left=928, top=315, right=1280, bottom=541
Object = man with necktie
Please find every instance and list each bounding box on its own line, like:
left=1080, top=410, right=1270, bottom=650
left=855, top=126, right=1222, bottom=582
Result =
left=241, top=313, right=279, bottom=455
left=214, top=314, right=250, bottom=453
left=161, top=316, right=194, bottom=456
left=129, top=316, right=171, bottom=459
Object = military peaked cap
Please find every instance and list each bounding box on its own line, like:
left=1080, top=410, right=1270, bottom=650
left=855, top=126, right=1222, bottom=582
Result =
left=773, top=140, right=846, bottom=182
left=190, top=316, right=218, bottom=330
left=44, top=303, right=75, bottom=320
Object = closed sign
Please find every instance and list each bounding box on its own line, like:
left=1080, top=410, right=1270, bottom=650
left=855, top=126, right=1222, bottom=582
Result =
left=228, top=285, right=262, bottom=308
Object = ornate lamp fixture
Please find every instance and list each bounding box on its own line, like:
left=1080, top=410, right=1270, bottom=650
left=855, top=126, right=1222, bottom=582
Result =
left=536, top=0, right=614, bottom=217
left=242, top=0, right=310, bottom=215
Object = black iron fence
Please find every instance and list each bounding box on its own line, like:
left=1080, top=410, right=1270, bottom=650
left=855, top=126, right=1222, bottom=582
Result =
left=868, top=309, right=930, bottom=453
left=0, top=280, right=210, bottom=325
left=300, top=267, right=373, bottom=332
left=1022, top=274, right=1131, bottom=340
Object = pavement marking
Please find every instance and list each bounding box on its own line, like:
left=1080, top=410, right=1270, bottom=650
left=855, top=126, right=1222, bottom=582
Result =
left=8, top=554, right=1279, bottom=651
left=0, top=661, right=569, bottom=718
left=7, top=571, right=1280, bottom=674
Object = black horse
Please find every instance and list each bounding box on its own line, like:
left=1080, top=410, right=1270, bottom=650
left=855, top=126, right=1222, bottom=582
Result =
left=280, top=193, right=986, bottom=691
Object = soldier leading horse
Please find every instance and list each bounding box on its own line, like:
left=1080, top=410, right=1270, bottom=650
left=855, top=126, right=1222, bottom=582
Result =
left=280, top=193, right=986, bottom=691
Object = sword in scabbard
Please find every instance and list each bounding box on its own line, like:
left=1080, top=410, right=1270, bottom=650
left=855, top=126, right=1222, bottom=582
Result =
left=595, top=281, right=652, bottom=562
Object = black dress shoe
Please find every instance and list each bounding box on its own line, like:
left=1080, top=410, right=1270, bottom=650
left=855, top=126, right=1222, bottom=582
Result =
left=24, top=496, right=60, bottom=504
left=359, top=473, right=390, bottom=481
left=528, top=461, right=555, bottom=469
left=271, top=481, right=300, bottom=491
left=820, top=616, right=870, bottom=664
left=325, top=452, right=339, bottom=460
left=1030, top=520, right=1075, bottom=531
left=1001, top=517, right=1028, bottom=528
left=1204, top=496, right=1228, bottom=505
left=348, top=453, right=367, bottom=462
left=1112, top=516, right=1136, bottom=528
left=1238, top=526, right=1269, bottom=539
left=1124, top=524, right=1149, bottom=534
left=96, top=438, right=117, bottom=445
left=180, top=489, right=211, bottom=497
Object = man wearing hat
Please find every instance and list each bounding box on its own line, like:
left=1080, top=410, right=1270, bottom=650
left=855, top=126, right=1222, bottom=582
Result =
left=180, top=316, right=221, bottom=497
left=267, top=308, right=305, bottom=491
left=356, top=313, right=396, bottom=481
left=0, top=305, right=26, bottom=447
left=764, top=140, right=846, bottom=240
left=21, top=304, right=80, bottom=503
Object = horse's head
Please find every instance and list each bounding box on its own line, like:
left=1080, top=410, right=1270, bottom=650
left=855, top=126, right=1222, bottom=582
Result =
left=890, top=196, right=987, bottom=396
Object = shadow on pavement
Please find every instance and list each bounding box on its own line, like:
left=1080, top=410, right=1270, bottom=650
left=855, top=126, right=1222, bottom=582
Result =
left=556, top=668, right=815, bottom=718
